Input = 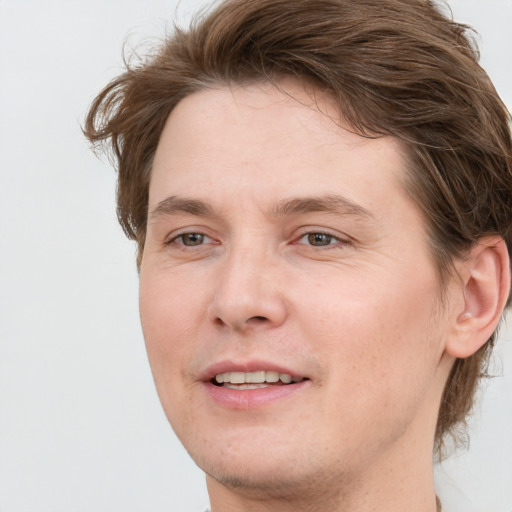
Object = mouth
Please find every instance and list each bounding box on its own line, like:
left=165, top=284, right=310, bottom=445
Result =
left=203, top=362, right=310, bottom=409
left=211, top=370, right=308, bottom=390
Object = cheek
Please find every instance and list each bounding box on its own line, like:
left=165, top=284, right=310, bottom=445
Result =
left=139, top=270, right=204, bottom=381
left=296, top=269, right=443, bottom=390
left=294, top=275, right=444, bottom=452
left=138, top=268, right=215, bottom=437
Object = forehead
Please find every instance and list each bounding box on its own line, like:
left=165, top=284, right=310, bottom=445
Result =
left=150, top=80, right=413, bottom=219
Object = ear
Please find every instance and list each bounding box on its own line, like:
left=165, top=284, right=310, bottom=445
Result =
left=445, top=236, right=510, bottom=359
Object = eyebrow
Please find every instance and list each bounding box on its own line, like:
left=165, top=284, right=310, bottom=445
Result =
left=149, top=196, right=216, bottom=220
left=149, top=194, right=374, bottom=221
left=269, top=195, right=374, bottom=219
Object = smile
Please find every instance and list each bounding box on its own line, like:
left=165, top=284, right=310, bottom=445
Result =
left=213, top=370, right=306, bottom=389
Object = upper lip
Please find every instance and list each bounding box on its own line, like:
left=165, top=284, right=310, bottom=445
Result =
left=200, top=359, right=306, bottom=382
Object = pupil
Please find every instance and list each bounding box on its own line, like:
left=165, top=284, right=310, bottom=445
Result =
left=308, top=233, right=331, bottom=246
left=183, top=233, right=204, bottom=246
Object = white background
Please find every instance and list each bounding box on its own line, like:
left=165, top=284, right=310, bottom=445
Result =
left=0, top=1, right=511, bottom=511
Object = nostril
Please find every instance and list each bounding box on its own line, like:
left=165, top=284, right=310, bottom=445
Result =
left=213, top=317, right=226, bottom=327
left=251, top=316, right=268, bottom=322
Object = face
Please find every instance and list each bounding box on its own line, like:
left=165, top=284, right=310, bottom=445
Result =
left=140, top=81, right=453, bottom=497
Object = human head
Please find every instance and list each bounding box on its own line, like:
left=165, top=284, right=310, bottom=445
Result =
left=84, top=0, right=512, bottom=455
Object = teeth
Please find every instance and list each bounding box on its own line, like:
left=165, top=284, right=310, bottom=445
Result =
left=246, top=371, right=265, bottom=383
left=224, top=383, right=268, bottom=390
left=230, top=372, right=245, bottom=384
left=214, top=371, right=303, bottom=385
left=266, top=371, right=279, bottom=383
left=280, top=373, right=292, bottom=384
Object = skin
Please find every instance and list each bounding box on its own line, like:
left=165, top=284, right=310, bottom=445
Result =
left=139, top=80, right=465, bottom=511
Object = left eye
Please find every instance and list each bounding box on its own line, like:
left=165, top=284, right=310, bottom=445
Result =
left=298, top=232, right=338, bottom=247
left=173, top=233, right=210, bottom=246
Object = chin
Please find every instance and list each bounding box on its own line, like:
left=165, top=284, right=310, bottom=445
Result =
left=182, top=427, right=339, bottom=498
left=200, top=449, right=348, bottom=506
left=190, top=434, right=297, bottom=484
left=206, top=463, right=289, bottom=492
left=202, top=457, right=323, bottom=499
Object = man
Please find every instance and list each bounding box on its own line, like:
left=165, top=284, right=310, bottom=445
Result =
left=84, top=0, right=512, bottom=510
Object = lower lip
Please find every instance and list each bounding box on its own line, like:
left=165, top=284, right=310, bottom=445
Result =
left=203, top=381, right=309, bottom=410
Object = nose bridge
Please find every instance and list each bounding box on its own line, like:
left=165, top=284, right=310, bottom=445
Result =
left=208, top=238, right=287, bottom=332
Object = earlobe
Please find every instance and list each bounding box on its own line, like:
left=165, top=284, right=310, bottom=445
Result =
left=446, top=236, right=510, bottom=359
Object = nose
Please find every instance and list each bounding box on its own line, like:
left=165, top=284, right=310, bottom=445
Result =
left=207, top=246, right=288, bottom=334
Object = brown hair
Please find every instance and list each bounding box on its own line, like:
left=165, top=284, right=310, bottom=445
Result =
left=84, top=0, right=512, bottom=455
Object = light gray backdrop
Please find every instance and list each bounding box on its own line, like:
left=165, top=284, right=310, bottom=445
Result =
left=0, top=1, right=511, bottom=511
